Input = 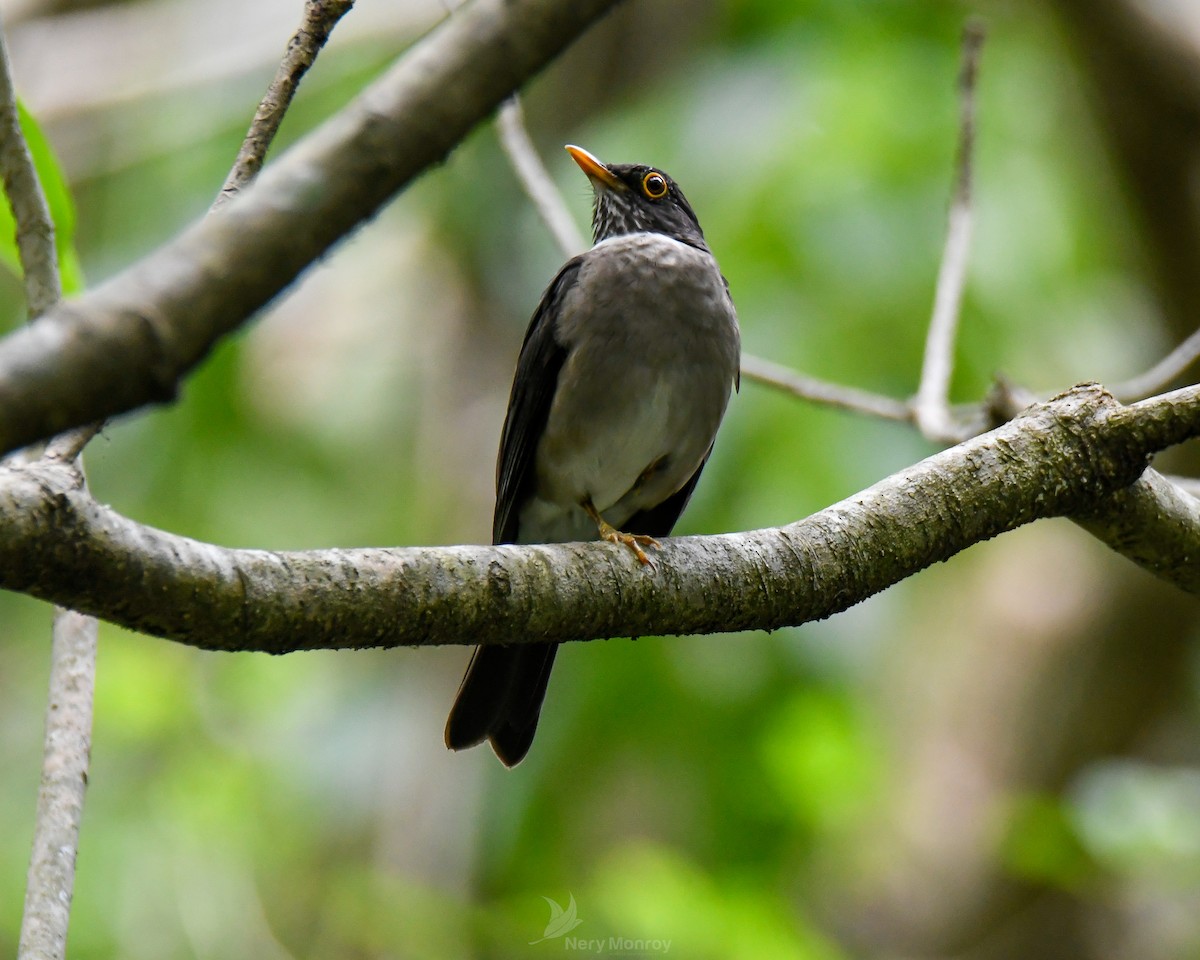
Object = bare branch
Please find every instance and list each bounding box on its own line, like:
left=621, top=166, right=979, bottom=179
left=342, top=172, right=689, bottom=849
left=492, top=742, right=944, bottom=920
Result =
left=0, top=384, right=1194, bottom=653
left=0, top=14, right=97, bottom=959
left=17, top=611, right=96, bottom=960
left=214, top=0, right=356, bottom=208
left=691, top=23, right=990, bottom=437
left=495, top=96, right=587, bottom=258
left=41, top=424, right=101, bottom=462
left=1161, top=473, right=1200, bottom=498
left=1111, top=324, right=1200, bottom=402
left=913, top=20, right=985, bottom=443
left=0, top=0, right=623, bottom=459
left=1076, top=468, right=1200, bottom=593
left=739, top=353, right=913, bottom=423
left=0, top=14, right=59, bottom=318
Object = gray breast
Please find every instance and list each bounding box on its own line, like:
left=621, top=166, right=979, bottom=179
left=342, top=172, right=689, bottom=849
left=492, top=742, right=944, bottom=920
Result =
left=518, top=232, right=740, bottom=544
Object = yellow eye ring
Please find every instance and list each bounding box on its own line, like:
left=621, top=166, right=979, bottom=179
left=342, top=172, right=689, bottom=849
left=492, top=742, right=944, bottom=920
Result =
left=642, top=171, right=668, bottom=200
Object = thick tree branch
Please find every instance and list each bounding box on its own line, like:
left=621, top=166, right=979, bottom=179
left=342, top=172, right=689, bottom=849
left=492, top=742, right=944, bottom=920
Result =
left=1162, top=473, right=1200, bottom=498
left=0, top=0, right=622, bottom=458
left=0, top=383, right=1194, bottom=654
left=1076, top=467, right=1200, bottom=593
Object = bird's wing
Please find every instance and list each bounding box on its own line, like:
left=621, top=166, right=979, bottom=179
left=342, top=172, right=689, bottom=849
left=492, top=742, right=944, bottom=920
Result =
left=623, top=447, right=714, bottom=539
left=493, top=256, right=584, bottom=544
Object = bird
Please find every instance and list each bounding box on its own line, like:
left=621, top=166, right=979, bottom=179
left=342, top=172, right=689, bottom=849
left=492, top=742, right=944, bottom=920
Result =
left=444, top=144, right=741, bottom=767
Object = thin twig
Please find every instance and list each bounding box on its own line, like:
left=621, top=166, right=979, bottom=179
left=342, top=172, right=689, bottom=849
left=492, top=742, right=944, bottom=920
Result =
left=213, top=0, right=356, bottom=208
left=0, top=16, right=59, bottom=319
left=17, top=611, right=97, bottom=960
left=1111, top=325, right=1200, bottom=402
left=0, top=14, right=96, bottom=960
left=42, top=424, right=102, bottom=462
left=495, top=96, right=588, bottom=258
left=740, top=353, right=913, bottom=422
left=1161, top=473, right=1200, bottom=499
left=913, top=20, right=986, bottom=443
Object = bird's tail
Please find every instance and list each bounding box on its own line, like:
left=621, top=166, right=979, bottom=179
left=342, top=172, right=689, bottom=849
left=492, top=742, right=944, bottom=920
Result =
left=444, top=642, right=558, bottom=767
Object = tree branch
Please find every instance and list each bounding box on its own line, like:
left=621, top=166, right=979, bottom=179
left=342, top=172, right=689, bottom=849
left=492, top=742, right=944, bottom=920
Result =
left=1161, top=473, right=1200, bottom=498
left=739, top=353, right=914, bottom=422
left=17, top=610, right=96, bottom=960
left=1111, top=323, right=1200, bottom=402
left=495, top=96, right=588, bottom=258
left=0, top=14, right=59, bottom=319
left=0, top=0, right=622, bottom=458
left=0, top=14, right=96, bottom=960
left=0, top=383, right=1194, bottom=654
left=913, top=21, right=985, bottom=443
left=214, top=0, right=356, bottom=208
left=1076, top=467, right=1200, bottom=592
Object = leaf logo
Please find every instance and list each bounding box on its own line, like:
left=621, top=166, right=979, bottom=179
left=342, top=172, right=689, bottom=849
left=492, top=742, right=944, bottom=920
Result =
left=528, top=893, right=584, bottom=944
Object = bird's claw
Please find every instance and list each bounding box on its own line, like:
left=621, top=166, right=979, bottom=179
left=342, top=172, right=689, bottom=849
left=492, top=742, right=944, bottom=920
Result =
left=583, top=499, right=660, bottom=566
left=601, top=527, right=661, bottom=566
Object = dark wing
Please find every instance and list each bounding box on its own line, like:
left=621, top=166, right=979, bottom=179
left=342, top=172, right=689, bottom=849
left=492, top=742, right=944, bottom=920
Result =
left=492, top=257, right=584, bottom=544
left=445, top=259, right=584, bottom=766
left=623, top=447, right=714, bottom=539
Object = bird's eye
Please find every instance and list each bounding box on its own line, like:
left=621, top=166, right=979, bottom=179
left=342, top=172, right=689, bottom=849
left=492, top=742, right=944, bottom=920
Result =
left=641, top=171, right=668, bottom=200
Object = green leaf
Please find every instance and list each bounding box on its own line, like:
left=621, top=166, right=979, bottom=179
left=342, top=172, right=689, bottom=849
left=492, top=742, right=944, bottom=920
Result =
left=0, top=99, right=85, bottom=301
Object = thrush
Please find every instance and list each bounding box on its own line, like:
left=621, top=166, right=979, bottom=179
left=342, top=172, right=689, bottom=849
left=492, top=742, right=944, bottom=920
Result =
left=444, top=145, right=741, bottom=766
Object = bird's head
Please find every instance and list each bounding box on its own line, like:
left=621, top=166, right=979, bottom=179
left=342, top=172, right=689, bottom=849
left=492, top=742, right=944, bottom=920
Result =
left=566, top=145, right=707, bottom=250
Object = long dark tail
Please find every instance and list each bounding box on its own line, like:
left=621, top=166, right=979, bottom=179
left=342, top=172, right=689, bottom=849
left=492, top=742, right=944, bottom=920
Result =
left=444, top=642, right=559, bottom=767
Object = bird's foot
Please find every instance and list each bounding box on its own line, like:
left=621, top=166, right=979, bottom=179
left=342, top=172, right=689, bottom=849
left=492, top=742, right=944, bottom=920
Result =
left=599, top=522, right=660, bottom=566
left=583, top=500, right=660, bottom=566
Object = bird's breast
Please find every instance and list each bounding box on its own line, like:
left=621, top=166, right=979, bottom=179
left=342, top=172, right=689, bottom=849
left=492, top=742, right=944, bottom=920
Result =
left=523, top=233, right=740, bottom=539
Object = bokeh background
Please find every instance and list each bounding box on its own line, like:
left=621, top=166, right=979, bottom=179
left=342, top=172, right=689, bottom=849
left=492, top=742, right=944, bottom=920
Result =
left=2, top=0, right=1199, bottom=957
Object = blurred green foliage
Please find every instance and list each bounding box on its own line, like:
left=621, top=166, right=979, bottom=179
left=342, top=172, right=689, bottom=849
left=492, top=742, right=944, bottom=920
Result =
left=1000, top=793, right=1096, bottom=888
left=1, top=0, right=1198, bottom=957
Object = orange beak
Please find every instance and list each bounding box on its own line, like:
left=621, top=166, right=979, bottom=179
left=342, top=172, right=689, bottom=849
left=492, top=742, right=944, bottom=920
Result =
left=565, top=144, right=624, bottom=191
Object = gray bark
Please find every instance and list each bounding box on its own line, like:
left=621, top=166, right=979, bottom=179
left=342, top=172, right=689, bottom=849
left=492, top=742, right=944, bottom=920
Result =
left=0, top=384, right=1196, bottom=654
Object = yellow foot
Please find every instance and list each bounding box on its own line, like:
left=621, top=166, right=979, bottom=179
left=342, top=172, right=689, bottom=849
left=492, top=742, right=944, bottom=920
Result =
left=600, top=522, right=661, bottom=566
left=583, top=500, right=661, bottom=566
